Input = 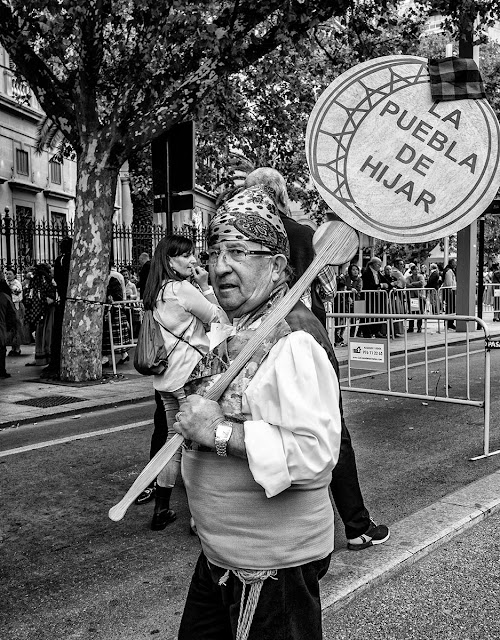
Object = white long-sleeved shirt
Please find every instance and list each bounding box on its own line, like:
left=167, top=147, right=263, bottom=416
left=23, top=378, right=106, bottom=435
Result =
left=242, top=330, right=342, bottom=497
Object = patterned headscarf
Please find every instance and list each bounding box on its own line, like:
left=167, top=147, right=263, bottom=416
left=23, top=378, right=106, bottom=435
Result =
left=209, top=186, right=290, bottom=259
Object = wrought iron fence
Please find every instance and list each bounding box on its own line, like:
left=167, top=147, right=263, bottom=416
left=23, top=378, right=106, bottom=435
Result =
left=0, top=211, right=208, bottom=274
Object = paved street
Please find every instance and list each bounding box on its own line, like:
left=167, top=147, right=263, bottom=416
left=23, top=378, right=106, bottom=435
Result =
left=1, top=324, right=500, bottom=639
left=323, top=509, right=500, bottom=640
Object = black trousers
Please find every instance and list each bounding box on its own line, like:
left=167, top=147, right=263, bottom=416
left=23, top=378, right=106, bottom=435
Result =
left=48, top=301, right=65, bottom=371
left=0, top=345, right=6, bottom=375
left=178, top=552, right=331, bottom=640
left=150, top=392, right=371, bottom=539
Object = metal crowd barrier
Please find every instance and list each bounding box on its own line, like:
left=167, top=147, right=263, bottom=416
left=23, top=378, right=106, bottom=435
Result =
left=104, top=300, right=143, bottom=374
left=481, top=283, right=500, bottom=315
left=325, top=310, right=495, bottom=461
left=326, top=287, right=446, bottom=342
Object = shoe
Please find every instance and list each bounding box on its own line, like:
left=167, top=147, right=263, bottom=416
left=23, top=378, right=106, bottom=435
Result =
left=151, top=486, right=176, bottom=530
left=448, top=324, right=456, bottom=330
left=407, top=328, right=414, bottom=333
left=394, top=333, right=403, bottom=338
left=374, top=332, right=386, bottom=339
left=417, top=328, right=422, bottom=333
left=25, top=361, right=37, bottom=366
left=347, top=520, right=390, bottom=551
left=117, top=354, right=130, bottom=365
left=7, top=350, right=21, bottom=356
left=134, top=486, right=156, bottom=505
left=151, top=508, right=177, bottom=530
left=0, top=372, right=11, bottom=379
left=335, top=342, right=347, bottom=348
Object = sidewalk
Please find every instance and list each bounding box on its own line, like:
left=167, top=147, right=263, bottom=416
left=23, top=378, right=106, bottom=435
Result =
left=321, top=469, right=500, bottom=616
left=2, top=314, right=499, bottom=429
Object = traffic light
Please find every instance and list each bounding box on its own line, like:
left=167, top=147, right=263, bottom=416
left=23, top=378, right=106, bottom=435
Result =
left=151, top=121, right=195, bottom=230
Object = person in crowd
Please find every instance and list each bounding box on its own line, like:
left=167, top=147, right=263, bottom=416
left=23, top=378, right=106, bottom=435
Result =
left=360, top=256, right=390, bottom=338
left=405, top=263, right=426, bottom=333
left=492, top=263, right=500, bottom=322
left=381, top=263, right=395, bottom=287
left=335, top=263, right=362, bottom=345
left=141, top=235, right=228, bottom=531
left=242, top=168, right=388, bottom=553
left=138, top=252, right=151, bottom=298
left=121, top=267, right=138, bottom=301
left=244, top=167, right=337, bottom=327
left=426, top=262, right=442, bottom=314
left=0, top=275, right=17, bottom=379
left=427, top=263, right=441, bottom=290
left=24, top=263, right=57, bottom=367
left=419, top=263, right=428, bottom=286
left=21, top=269, right=35, bottom=343
left=121, top=266, right=141, bottom=338
left=41, top=237, right=72, bottom=380
left=483, top=265, right=493, bottom=307
left=390, top=258, right=406, bottom=337
left=5, top=268, right=23, bottom=356
left=441, top=258, right=457, bottom=330
left=102, top=265, right=131, bottom=367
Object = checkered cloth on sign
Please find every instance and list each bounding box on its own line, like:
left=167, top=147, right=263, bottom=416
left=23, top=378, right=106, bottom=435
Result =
left=428, top=56, right=486, bottom=101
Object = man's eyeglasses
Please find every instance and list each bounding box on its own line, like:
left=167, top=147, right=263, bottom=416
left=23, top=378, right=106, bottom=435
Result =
left=207, top=247, right=272, bottom=265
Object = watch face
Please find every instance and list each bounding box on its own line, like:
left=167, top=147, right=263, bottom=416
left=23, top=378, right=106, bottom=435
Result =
left=216, top=424, right=232, bottom=440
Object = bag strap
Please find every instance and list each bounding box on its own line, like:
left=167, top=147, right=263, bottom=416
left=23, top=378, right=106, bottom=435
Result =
left=154, top=312, right=205, bottom=359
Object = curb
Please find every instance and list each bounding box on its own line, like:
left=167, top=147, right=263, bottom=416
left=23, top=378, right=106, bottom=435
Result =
left=0, top=390, right=152, bottom=429
left=320, top=470, right=500, bottom=613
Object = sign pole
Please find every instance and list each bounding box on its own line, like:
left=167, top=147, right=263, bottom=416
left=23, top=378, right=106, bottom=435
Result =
left=456, top=9, right=479, bottom=332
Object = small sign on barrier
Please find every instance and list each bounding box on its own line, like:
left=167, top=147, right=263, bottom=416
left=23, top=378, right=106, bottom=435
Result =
left=485, top=338, right=500, bottom=350
left=349, top=338, right=388, bottom=371
left=410, top=298, right=420, bottom=311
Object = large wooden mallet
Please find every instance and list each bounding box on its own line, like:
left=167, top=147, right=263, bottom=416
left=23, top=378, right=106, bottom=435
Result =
left=109, top=220, right=359, bottom=522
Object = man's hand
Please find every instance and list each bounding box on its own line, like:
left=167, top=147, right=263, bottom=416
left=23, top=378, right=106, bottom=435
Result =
left=173, top=394, right=224, bottom=448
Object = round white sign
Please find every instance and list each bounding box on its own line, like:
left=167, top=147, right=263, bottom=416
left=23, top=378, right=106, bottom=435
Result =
left=306, top=55, right=500, bottom=242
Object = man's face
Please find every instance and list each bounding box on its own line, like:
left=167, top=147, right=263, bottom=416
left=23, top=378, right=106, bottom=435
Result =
left=395, top=260, right=404, bottom=271
left=209, top=240, right=285, bottom=320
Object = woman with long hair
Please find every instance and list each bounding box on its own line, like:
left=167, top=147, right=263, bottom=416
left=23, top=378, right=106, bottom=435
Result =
left=142, top=235, right=227, bottom=531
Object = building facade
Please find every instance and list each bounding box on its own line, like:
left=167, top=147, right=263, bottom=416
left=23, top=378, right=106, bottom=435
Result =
left=0, top=44, right=215, bottom=272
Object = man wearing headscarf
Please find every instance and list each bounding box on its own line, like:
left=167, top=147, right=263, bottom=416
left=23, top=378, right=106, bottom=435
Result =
left=244, top=167, right=388, bottom=553
left=173, top=186, right=341, bottom=639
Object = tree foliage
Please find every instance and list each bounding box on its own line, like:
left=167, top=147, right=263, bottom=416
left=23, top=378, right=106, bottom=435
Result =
left=196, top=0, right=428, bottom=212
left=0, top=0, right=370, bottom=381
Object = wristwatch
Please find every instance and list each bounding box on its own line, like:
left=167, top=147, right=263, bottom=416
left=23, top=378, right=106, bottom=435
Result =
left=214, top=421, right=233, bottom=457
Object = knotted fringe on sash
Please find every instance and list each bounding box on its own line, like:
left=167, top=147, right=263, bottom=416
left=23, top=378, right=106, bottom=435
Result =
left=218, top=568, right=278, bottom=640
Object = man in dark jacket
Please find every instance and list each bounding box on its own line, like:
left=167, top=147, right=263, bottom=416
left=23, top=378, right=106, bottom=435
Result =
left=0, top=282, right=17, bottom=379
left=41, top=236, right=72, bottom=379
left=243, top=167, right=389, bottom=552
left=138, top=253, right=151, bottom=298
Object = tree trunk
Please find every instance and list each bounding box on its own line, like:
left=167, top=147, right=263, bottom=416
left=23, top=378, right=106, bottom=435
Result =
left=60, top=145, right=119, bottom=382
